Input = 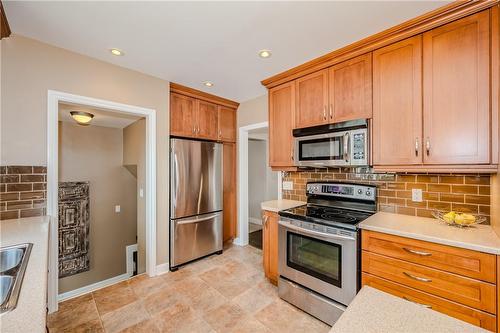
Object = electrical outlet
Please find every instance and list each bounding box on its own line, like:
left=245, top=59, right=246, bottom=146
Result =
left=115, top=205, right=121, bottom=213
left=411, top=189, right=423, bottom=202
left=139, top=188, right=144, bottom=198
left=283, top=181, right=294, bottom=191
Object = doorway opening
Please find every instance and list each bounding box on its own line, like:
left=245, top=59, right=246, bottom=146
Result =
left=236, top=122, right=281, bottom=248
left=46, top=91, right=156, bottom=313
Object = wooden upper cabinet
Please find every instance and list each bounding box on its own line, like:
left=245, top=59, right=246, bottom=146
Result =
left=373, top=36, right=423, bottom=165
left=170, top=93, right=196, bottom=137
left=329, top=53, right=372, bottom=123
left=295, top=69, right=328, bottom=128
left=196, top=100, right=218, bottom=140
left=423, top=11, right=490, bottom=165
left=218, top=106, right=236, bottom=142
left=269, top=82, right=296, bottom=168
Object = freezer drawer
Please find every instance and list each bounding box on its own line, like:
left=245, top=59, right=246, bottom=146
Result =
left=170, top=211, right=223, bottom=268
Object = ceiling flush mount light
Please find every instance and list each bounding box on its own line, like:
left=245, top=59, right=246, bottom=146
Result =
left=203, top=81, right=214, bottom=87
left=258, top=49, right=272, bottom=58
left=70, top=111, right=94, bottom=126
left=110, top=48, right=124, bottom=56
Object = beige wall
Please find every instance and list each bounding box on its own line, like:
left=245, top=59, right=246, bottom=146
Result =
left=58, top=122, right=137, bottom=293
left=123, top=119, right=146, bottom=274
left=237, top=94, right=268, bottom=128
left=1, top=35, right=169, bottom=264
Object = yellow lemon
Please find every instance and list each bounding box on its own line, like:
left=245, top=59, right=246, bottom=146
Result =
left=455, top=213, right=476, bottom=225
left=443, top=211, right=456, bottom=223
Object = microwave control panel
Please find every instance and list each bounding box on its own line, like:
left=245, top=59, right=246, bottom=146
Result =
left=352, top=133, right=365, bottom=161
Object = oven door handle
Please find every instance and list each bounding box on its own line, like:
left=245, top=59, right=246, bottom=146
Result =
left=278, top=220, right=356, bottom=242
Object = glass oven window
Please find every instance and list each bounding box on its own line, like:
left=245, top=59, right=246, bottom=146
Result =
left=287, top=231, right=341, bottom=287
left=298, top=137, right=343, bottom=161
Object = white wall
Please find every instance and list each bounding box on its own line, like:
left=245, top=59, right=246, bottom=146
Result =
left=237, top=94, right=267, bottom=128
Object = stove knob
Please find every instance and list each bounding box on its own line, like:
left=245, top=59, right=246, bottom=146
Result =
left=357, top=189, right=363, bottom=195
left=366, top=190, right=371, bottom=196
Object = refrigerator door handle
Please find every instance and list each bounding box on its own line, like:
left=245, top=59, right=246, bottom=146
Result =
left=176, top=214, right=219, bottom=225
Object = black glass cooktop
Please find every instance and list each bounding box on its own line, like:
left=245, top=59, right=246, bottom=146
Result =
left=279, top=204, right=373, bottom=230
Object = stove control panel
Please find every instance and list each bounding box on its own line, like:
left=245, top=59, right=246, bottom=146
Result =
left=307, top=182, right=376, bottom=201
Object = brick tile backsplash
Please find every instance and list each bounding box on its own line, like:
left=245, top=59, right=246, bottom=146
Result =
left=0, top=166, right=46, bottom=220
left=282, top=168, right=491, bottom=222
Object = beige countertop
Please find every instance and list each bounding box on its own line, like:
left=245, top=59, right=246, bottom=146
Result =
left=261, top=199, right=305, bottom=213
left=359, top=212, right=500, bottom=255
left=330, top=286, right=487, bottom=333
left=0, top=216, right=51, bottom=333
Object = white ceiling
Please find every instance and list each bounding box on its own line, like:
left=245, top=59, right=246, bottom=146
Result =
left=59, top=102, right=142, bottom=129
left=5, top=1, right=449, bottom=102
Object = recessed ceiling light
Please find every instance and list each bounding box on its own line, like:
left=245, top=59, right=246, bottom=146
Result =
left=258, top=49, right=272, bottom=58
left=203, top=81, right=214, bottom=87
left=110, top=48, right=124, bottom=56
left=70, top=111, right=94, bottom=126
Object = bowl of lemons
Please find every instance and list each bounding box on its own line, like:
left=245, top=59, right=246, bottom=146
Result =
left=432, top=210, right=486, bottom=228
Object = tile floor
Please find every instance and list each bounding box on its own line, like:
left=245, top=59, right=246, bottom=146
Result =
left=48, top=244, right=331, bottom=333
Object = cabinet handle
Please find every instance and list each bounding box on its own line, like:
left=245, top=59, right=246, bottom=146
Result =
left=415, top=138, right=419, bottom=157
left=291, top=148, right=294, bottom=161
left=403, top=296, right=432, bottom=309
left=426, top=138, right=430, bottom=156
left=329, top=105, right=333, bottom=119
left=197, top=127, right=200, bottom=134
left=403, top=271, right=432, bottom=283
left=219, top=129, right=222, bottom=137
left=403, top=247, right=431, bottom=257
left=323, top=106, right=327, bottom=120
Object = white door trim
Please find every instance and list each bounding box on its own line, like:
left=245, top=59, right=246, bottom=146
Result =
left=234, top=121, right=282, bottom=246
left=46, top=90, right=157, bottom=313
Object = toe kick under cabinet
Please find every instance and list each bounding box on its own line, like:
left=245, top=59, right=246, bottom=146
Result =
left=361, top=230, right=498, bottom=332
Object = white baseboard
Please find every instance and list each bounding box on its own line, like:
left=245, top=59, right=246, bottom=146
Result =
left=58, top=272, right=132, bottom=302
left=155, top=262, right=170, bottom=276
left=232, top=238, right=246, bottom=246
left=249, top=217, right=262, bottom=225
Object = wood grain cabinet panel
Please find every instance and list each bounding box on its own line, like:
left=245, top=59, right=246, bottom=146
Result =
left=223, top=143, right=236, bottom=242
left=295, top=69, right=328, bottom=128
left=362, top=230, right=496, bottom=283
left=423, top=11, right=490, bottom=165
left=269, top=82, right=296, bottom=168
left=362, top=251, right=496, bottom=314
left=263, top=210, right=279, bottom=285
left=196, top=100, right=219, bottom=140
left=170, top=93, right=197, bottom=138
left=218, top=106, right=236, bottom=142
left=372, top=36, right=422, bottom=165
left=362, top=273, right=496, bottom=331
left=328, top=53, right=372, bottom=123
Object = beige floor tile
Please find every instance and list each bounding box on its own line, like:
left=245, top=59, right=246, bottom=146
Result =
left=101, top=300, right=150, bottom=333
left=142, top=284, right=186, bottom=316
left=232, top=285, right=275, bottom=314
left=230, top=316, right=271, bottom=333
left=198, top=266, right=253, bottom=299
left=128, top=274, right=169, bottom=298
left=47, top=296, right=100, bottom=331
left=176, top=277, right=228, bottom=314
left=153, top=300, right=215, bottom=333
left=161, top=266, right=194, bottom=285
left=202, top=302, right=247, bottom=332
left=255, top=299, right=305, bottom=332
left=93, top=282, right=138, bottom=316
left=117, top=318, right=160, bottom=333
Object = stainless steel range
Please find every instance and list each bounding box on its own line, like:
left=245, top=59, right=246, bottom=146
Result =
left=278, top=182, right=376, bottom=325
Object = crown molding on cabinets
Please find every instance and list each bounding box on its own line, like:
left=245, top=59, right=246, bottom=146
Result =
left=1, top=1, right=11, bottom=39
left=170, top=82, right=240, bottom=109
left=261, top=0, right=499, bottom=88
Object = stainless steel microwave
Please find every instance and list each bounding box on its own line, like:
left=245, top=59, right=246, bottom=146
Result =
left=293, top=119, right=369, bottom=167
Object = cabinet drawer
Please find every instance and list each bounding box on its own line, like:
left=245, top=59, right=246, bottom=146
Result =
left=362, top=251, right=496, bottom=314
left=362, top=273, right=496, bottom=332
left=362, top=230, right=496, bottom=283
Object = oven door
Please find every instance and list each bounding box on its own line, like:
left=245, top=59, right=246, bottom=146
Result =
left=278, top=218, right=358, bottom=306
left=294, top=131, right=349, bottom=167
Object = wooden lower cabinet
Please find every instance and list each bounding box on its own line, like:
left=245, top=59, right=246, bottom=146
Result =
left=362, top=273, right=496, bottom=331
left=362, top=230, right=498, bottom=331
left=223, top=143, right=236, bottom=242
left=262, top=210, right=279, bottom=284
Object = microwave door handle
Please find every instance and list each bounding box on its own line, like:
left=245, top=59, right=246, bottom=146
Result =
left=343, top=133, right=350, bottom=161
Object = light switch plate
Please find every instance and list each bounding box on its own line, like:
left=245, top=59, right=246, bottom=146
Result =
left=283, top=181, right=294, bottom=191
left=411, top=189, right=423, bottom=202
left=115, top=205, right=121, bottom=213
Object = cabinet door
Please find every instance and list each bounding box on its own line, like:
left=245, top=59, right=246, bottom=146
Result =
left=263, top=210, right=279, bottom=284
left=295, top=69, right=328, bottom=128
left=223, top=143, right=236, bottom=242
left=218, top=106, right=236, bottom=142
left=329, top=53, right=372, bottom=123
left=196, top=100, right=219, bottom=140
left=170, top=93, right=196, bottom=137
left=423, top=11, right=490, bottom=164
left=373, top=36, right=422, bottom=165
left=269, top=82, right=296, bottom=168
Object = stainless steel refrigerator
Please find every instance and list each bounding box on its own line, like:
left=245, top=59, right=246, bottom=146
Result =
left=169, top=138, right=223, bottom=270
